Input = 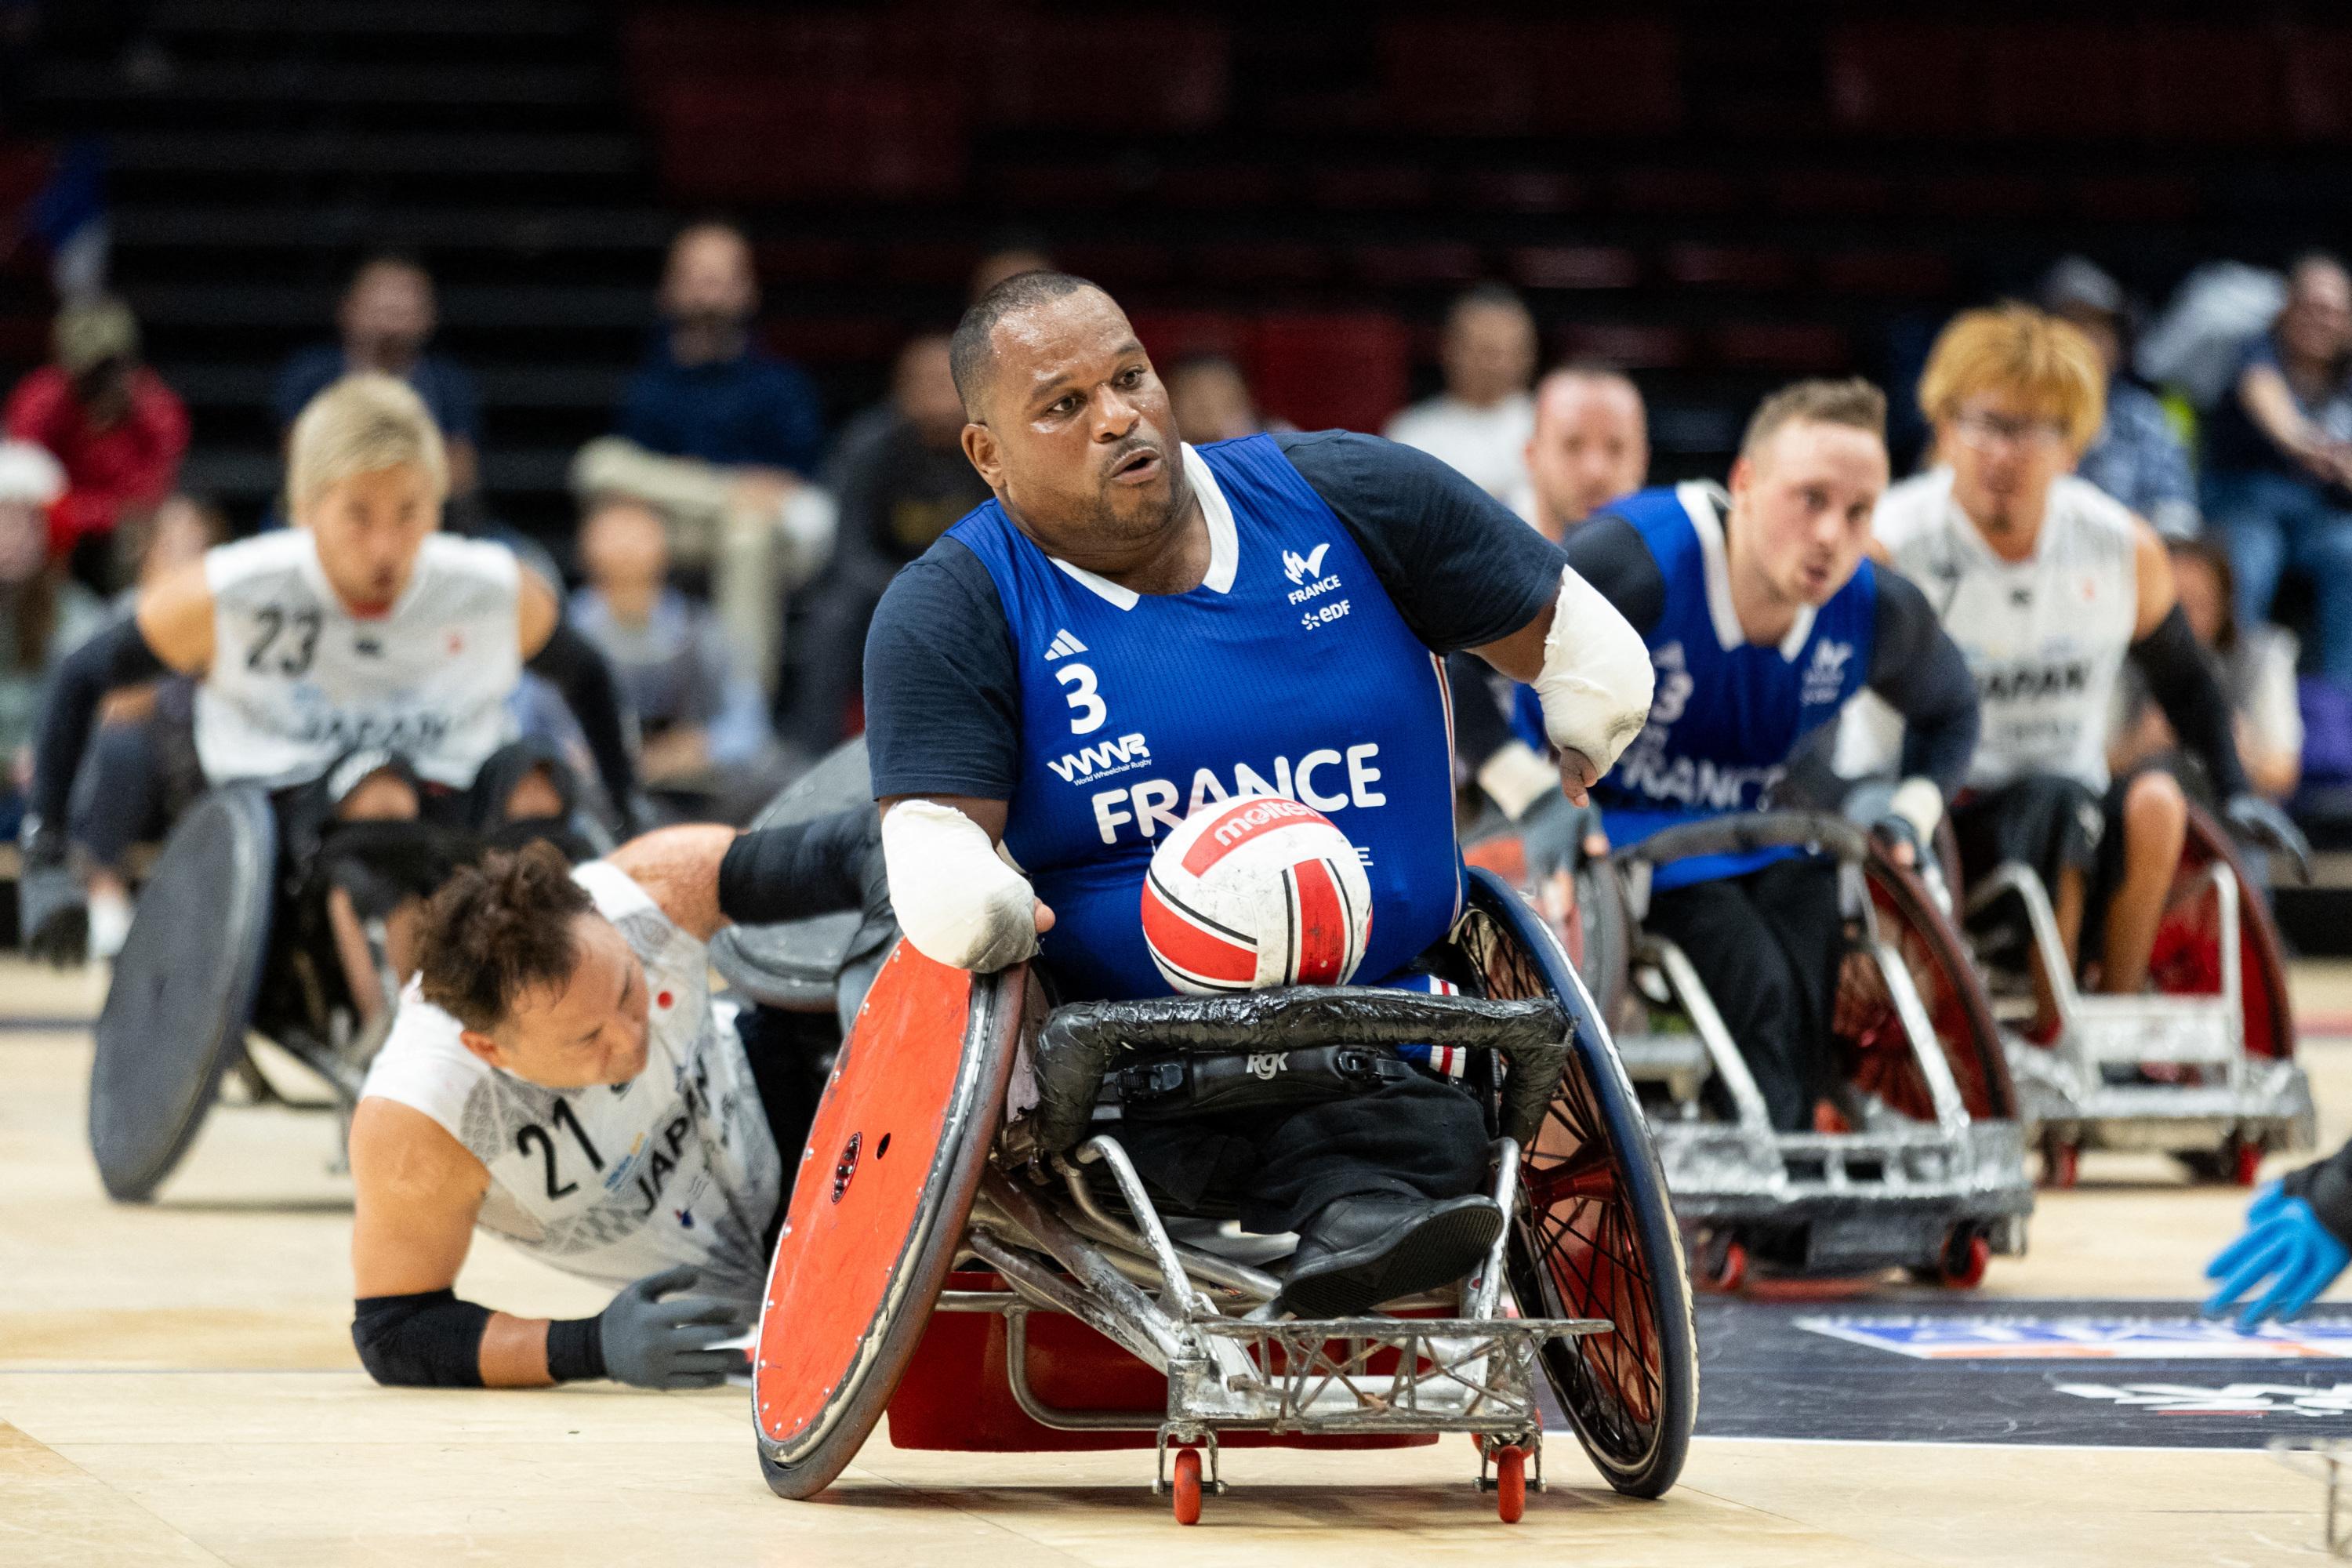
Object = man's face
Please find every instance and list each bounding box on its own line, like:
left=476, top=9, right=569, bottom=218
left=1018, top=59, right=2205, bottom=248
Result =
left=340, top=263, right=434, bottom=365
left=1937, top=392, right=2074, bottom=543
left=299, top=462, right=440, bottom=612
left=2280, top=263, right=2352, bottom=365
left=463, top=913, right=652, bottom=1091
left=1526, top=378, right=1647, bottom=533
left=579, top=499, right=670, bottom=600
left=662, top=228, right=757, bottom=331
left=894, top=336, right=967, bottom=449
left=2056, top=307, right=2123, bottom=378
left=1726, top=419, right=1889, bottom=609
left=1443, top=302, right=1537, bottom=408
left=962, top=289, right=1187, bottom=559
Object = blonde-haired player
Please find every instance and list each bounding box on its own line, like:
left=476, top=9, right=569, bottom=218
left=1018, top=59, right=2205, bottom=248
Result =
left=20, top=375, right=641, bottom=1006
left=1869, top=306, right=2304, bottom=1020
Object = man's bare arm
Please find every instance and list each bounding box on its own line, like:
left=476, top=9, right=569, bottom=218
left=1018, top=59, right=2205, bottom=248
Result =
left=606, top=824, right=735, bottom=941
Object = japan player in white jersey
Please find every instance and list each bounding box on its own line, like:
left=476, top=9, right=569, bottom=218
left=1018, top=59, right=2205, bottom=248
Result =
left=1868, top=306, right=2305, bottom=1022
left=350, top=808, right=881, bottom=1388
left=19, top=376, right=641, bottom=1018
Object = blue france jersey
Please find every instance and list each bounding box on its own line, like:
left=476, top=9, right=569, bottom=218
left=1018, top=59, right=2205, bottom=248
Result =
left=946, top=436, right=1463, bottom=1001
left=1591, top=482, right=1878, bottom=891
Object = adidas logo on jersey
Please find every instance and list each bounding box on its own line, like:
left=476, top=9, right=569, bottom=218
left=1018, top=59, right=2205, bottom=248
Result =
left=1044, top=629, right=1088, bottom=661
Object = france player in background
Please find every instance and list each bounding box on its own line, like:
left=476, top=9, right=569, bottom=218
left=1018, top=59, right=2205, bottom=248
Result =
left=1558, top=379, right=1981, bottom=1131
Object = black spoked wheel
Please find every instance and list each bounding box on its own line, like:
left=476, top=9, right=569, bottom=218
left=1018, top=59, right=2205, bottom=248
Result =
left=1461, top=869, right=1696, bottom=1499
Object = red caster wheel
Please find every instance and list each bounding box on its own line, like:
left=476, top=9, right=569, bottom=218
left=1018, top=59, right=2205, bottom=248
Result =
left=1697, top=1234, right=1747, bottom=1294
left=2041, top=1134, right=2079, bottom=1190
left=1937, top=1229, right=1991, bottom=1289
left=2231, top=1138, right=2264, bottom=1187
left=1171, top=1446, right=1202, bottom=1526
left=1492, top=1445, right=1527, bottom=1523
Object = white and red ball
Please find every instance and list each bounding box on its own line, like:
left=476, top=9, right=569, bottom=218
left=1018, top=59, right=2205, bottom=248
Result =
left=1140, top=795, right=1373, bottom=993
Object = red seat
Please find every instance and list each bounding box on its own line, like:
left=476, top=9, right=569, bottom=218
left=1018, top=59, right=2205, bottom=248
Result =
left=1661, top=245, right=1799, bottom=291
left=1918, top=172, right=2049, bottom=219
left=1129, top=310, right=1254, bottom=368
left=1305, top=164, right=1437, bottom=212
left=2071, top=175, right=2201, bottom=223
left=763, top=315, right=908, bottom=366
left=1555, top=322, right=1696, bottom=372
left=1507, top=247, right=1640, bottom=292
left=1056, top=242, right=1178, bottom=288
left=1192, top=241, right=1332, bottom=287
left=1611, top=167, right=1747, bottom=217
left=1159, top=163, right=1287, bottom=209
left=752, top=238, right=862, bottom=284
left=1713, top=321, right=1853, bottom=374
left=1458, top=169, right=1589, bottom=214
left=1252, top=313, right=1408, bottom=434
left=1352, top=243, right=1484, bottom=289
left=1769, top=168, right=1901, bottom=218
left=1826, top=24, right=1985, bottom=138
left=1379, top=20, right=1679, bottom=136
left=1817, top=249, right=1955, bottom=299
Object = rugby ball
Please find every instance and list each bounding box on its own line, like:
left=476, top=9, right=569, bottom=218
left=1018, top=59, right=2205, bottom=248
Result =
left=1141, top=795, right=1372, bottom=993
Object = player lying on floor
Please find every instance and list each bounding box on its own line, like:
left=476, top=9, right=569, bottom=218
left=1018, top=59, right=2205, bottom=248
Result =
left=1867, top=306, right=2307, bottom=1023
left=1563, top=379, right=1981, bottom=1133
left=2207, top=1142, right=2352, bottom=1329
left=19, top=375, right=641, bottom=1018
left=347, top=807, right=883, bottom=1389
left=860, top=270, right=1654, bottom=1319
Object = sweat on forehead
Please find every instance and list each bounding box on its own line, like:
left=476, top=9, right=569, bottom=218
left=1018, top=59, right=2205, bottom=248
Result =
left=948, top=270, right=1116, bottom=416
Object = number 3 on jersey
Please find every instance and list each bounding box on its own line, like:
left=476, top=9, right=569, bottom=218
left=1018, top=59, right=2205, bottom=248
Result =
left=1055, top=662, right=1106, bottom=735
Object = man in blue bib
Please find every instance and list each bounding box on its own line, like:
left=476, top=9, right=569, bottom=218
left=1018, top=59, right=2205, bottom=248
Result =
left=1555, top=379, right=1980, bottom=1131
left=861, top=272, right=1654, bottom=1316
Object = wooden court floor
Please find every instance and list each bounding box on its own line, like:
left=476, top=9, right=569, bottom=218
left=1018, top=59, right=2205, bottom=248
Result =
left=6, top=957, right=2352, bottom=1567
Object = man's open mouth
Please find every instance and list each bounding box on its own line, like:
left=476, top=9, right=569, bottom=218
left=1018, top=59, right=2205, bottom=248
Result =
left=1109, top=447, right=1163, bottom=482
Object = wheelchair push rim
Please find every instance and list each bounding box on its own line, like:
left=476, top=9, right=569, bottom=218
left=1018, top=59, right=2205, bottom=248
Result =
left=2148, top=802, right=2295, bottom=1062
left=1466, top=869, right=1697, bottom=1499
left=1836, top=840, right=2015, bottom=1123
left=752, top=942, right=1026, bottom=1498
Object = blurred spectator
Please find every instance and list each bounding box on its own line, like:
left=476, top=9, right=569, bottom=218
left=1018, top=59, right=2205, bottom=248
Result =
left=1385, top=284, right=1538, bottom=499
left=2201, top=253, right=2352, bottom=688
left=272, top=254, right=481, bottom=498
left=1167, top=353, right=1268, bottom=444
left=0, top=441, right=103, bottom=841
left=1510, top=367, right=1647, bottom=541
left=571, top=495, right=786, bottom=820
left=2114, top=537, right=2302, bottom=803
left=619, top=221, right=825, bottom=477
left=3, top=296, right=187, bottom=590
left=2042, top=256, right=2199, bottom=539
left=971, top=235, right=1055, bottom=302
left=791, top=335, right=989, bottom=753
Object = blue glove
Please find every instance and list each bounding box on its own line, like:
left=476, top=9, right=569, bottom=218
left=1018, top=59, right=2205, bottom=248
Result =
left=2204, top=1183, right=2350, bottom=1329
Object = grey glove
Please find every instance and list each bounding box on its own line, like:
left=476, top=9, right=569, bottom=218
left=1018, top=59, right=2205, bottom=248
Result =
left=2225, top=793, right=2313, bottom=884
left=16, top=823, right=88, bottom=967
left=1519, top=789, right=1604, bottom=885
left=597, top=1265, right=754, bottom=1390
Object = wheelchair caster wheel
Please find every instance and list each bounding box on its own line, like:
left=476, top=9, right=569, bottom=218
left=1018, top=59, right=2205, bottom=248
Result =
left=2041, top=1134, right=2078, bottom=1190
left=1171, top=1446, right=1202, bottom=1526
left=2230, top=1138, right=2264, bottom=1187
left=1696, top=1233, right=1746, bottom=1294
left=1936, top=1229, right=1990, bottom=1290
left=1492, top=1446, right=1527, bottom=1523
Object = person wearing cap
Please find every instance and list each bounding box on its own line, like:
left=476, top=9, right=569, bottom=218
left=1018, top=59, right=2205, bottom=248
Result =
left=2, top=295, right=190, bottom=588
left=0, top=439, right=104, bottom=840
left=2042, top=256, right=2200, bottom=541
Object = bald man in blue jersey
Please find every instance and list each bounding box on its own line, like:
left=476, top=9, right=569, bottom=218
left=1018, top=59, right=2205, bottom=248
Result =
left=860, top=272, right=1656, bottom=1318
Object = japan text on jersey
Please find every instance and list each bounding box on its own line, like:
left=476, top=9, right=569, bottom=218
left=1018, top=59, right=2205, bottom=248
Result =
left=1591, top=482, right=1877, bottom=890
left=946, top=435, right=1463, bottom=1001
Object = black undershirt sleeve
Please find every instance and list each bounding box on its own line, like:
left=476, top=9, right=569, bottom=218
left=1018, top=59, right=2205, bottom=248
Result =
left=2284, top=1140, right=2352, bottom=1249
left=29, top=614, right=169, bottom=831
left=2130, top=604, right=2252, bottom=800
left=715, top=806, right=880, bottom=927
left=1863, top=568, right=1981, bottom=800
left=862, top=541, right=1023, bottom=803
left=1558, top=514, right=1668, bottom=636
left=525, top=621, right=642, bottom=829
left=1446, top=652, right=1518, bottom=771
left=1274, top=430, right=1566, bottom=652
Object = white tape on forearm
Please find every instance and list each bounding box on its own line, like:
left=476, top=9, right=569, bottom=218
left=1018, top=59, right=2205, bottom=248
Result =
left=880, top=800, right=1040, bottom=972
left=1534, top=565, right=1655, bottom=773
left=1889, top=775, right=1944, bottom=842
left=1476, top=740, right=1559, bottom=821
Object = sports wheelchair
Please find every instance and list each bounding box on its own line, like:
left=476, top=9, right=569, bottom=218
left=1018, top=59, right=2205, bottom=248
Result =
left=747, top=869, right=1697, bottom=1525
left=1953, top=801, right=2314, bottom=1189
left=1479, top=811, right=2031, bottom=1292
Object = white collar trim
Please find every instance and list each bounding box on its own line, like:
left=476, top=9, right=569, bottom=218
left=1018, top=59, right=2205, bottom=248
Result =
left=1680, top=480, right=1813, bottom=660
left=1049, top=443, right=1236, bottom=610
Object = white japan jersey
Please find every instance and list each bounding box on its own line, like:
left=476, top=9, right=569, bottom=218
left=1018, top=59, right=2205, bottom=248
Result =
left=194, top=529, right=523, bottom=789
left=360, top=862, right=785, bottom=1299
left=1874, top=468, right=2140, bottom=791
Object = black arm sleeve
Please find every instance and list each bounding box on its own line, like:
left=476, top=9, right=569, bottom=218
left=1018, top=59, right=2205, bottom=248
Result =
left=862, top=540, right=1023, bottom=801
left=2129, top=605, right=2252, bottom=799
left=351, top=1290, right=492, bottom=1388
left=1274, top=430, right=1567, bottom=652
left=1446, top=652, right=1516, bottom=771
left=525, top=621, right=641, bottom=823
left=29, top=614, right=169, bottom=830
left=1864, top=568, right=1981, bottom=799
left=1559, top=514, right=1668, bottom=636
left=717, top=805, right=880, bottom=927
left=2284, top=1139, right=2352, bottom=1250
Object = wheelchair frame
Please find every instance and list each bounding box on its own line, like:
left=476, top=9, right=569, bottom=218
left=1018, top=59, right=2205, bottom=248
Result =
left=1961, top=803, right=2314, bottom=1181
left=1604, top=813, right=2031, bottom=1283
